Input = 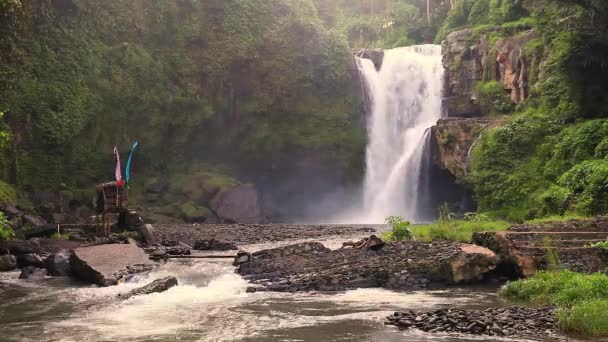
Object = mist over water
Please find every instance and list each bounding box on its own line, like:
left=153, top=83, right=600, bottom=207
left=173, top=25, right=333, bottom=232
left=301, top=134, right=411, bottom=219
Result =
left=331, top=45, right=444, bottom=224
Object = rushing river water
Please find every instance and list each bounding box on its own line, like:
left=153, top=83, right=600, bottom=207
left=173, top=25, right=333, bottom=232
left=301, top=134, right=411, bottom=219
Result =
left=0, top=234, right=563, bottom=342
left=0, top=260, right=516, bottom=342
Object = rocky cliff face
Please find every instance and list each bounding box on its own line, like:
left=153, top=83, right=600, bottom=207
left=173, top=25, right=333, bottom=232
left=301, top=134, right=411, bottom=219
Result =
left=442, top=28, right=540, bottom=117
left=431, top=118, right=503, bottom=179
left=436, top=27, right=541, bottom=183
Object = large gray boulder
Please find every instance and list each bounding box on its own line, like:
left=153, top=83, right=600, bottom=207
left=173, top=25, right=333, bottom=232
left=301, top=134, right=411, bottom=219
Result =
left=210, top=184, right=264, bottom=224
left=0, top=254, right=17, bottom=272
left=70, top=242, right=156, bottom=286
left=45, top=250, right=72, bottom=277
left=118, top=276, right=178, bottom=300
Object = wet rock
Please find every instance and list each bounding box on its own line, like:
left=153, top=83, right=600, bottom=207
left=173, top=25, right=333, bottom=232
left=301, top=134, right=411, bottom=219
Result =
left=233, top=251, right=251, bottom=266
left=139, top=224, right=158, bottom=245
left=387, top=307, right=557, bottom=339
left=45, top=250, right=72, bottom=277
left=0, top=254, right=17, bottom=272
left=119, top=276, right=178, bottom=300
left=209, top=184, right=264, bottom=224
left=19, top=266, right=48, bottom=280
left=193, top=239, right=237, bottom=251
left=17, top=253, right=45, bottom=269
left=70, top=243, right=156, bottom=286
left=237, top=240, right=496, bottom=292
left=341, top=235, right=385, bottom=251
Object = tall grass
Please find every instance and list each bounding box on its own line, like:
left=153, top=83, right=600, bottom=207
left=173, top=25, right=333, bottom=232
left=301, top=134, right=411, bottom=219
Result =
left=501, top=271, right=608, bottom=336
left=411, top=220, right=510, bottom=242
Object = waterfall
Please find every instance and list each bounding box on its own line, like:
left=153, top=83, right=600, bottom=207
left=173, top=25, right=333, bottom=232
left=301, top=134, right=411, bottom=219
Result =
left=356, top=45, right=444, bottom=223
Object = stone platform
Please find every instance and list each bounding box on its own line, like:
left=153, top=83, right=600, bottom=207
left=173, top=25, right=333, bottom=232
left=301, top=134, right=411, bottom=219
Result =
left=235, top=239, right=497, bottom=292
left=473, top=217, right=608, bottom=276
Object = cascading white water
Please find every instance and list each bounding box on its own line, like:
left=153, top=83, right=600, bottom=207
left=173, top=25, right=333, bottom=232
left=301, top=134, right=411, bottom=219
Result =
left=357, top=45, right=444, bottom=223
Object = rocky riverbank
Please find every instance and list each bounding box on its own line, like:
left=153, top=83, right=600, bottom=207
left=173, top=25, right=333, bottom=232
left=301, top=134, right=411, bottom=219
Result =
left=386, top=307, right=558, bottom=339
left=153, top=223, right=378, bottom=247
left=235, top=239, right=497, bottom=292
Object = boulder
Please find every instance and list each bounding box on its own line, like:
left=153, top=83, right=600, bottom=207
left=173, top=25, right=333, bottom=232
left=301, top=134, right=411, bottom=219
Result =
left=0, top=239, right=41, bottom=256
left=1, top=204, right=23, bottom=218
left=193, top=239, right=238, bottom=251
left=19, top=266, right=48, bottom=280
left=233, top=251, right=251, bottom=266
left=118, top=276, right=178, bottom=300
left=70, top=243, right=156, bottom=286
left=450, top=244, right=497, bottom=283
left=210, top=184, right=264, bottom=224
left=0, top=254, right=17, bottom=272
left=45, top=250, right=72, bottom=276
left=139, top=224, right=158, bottom=245
left=22, top=214, right=47, bottom=227
left=17, top=253, right=45, bottom=269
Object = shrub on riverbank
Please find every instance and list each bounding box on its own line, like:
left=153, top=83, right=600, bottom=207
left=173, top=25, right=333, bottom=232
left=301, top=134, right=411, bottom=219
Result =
left=500, top=271, right=608, bottom=336
left=0, top=212, right=13, bottom=241
left=412, top=219, right=509, bottom=242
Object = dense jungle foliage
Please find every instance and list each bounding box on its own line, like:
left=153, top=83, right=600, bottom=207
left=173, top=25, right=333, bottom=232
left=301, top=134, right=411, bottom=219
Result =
left=463, top=0, right=608, bottom=220
left=1, top=0, right=607, bottom=223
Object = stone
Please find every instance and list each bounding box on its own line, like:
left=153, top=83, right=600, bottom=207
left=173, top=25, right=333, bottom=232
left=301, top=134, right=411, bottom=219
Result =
left=237, top=240, right=496, bottom=292
left=70, top=243, right=156, bottom=286
left=0, top=254, right=17, bottom=272
left=17, top=253, right=45, bottom=269
left=430, top=118, right=503, bottom=179
left=193, top=239, right=237, bottom=251
left=209, top=184, right=264, bottom=224
left=139, top=224, right=158, bottom=245
left=354, top=48, right=384, bottom=71
left=22, top=214, right=47, bottom=227
left=473, top=217, right=608, bottom=276
left=233, top=251, right=251, bottom=266
left=118, top=276, right=178, bottom=300
left=2, top=204, right=23, bottom=218
left=19, top=266, right=48, bottom=280
left=0, top=239, right=41, bottom=256
left=450, top=244, right=497, bottom=283
left=45, top=250, right=72, bottom=277
left=386, top=307, right=556, bottom=339
left=118, top=210, right=145, bottom=231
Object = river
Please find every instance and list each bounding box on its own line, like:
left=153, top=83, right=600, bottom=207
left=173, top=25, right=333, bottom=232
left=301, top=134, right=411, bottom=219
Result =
left=0, top=235, right=556, bottom=342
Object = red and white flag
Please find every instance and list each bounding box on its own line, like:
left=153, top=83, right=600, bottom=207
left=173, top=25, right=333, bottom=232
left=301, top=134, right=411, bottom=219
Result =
left=113, top=146, right=122, bottom=182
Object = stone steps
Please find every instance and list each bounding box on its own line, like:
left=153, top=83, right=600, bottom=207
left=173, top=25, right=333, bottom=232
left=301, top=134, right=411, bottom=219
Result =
left=472, top=218, right=608, bottom=276
left=514, top=239, right=605, bottom=249
left=508, top=217, right=608, bottom=233
left=505, top=231, right=608, bottom=242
